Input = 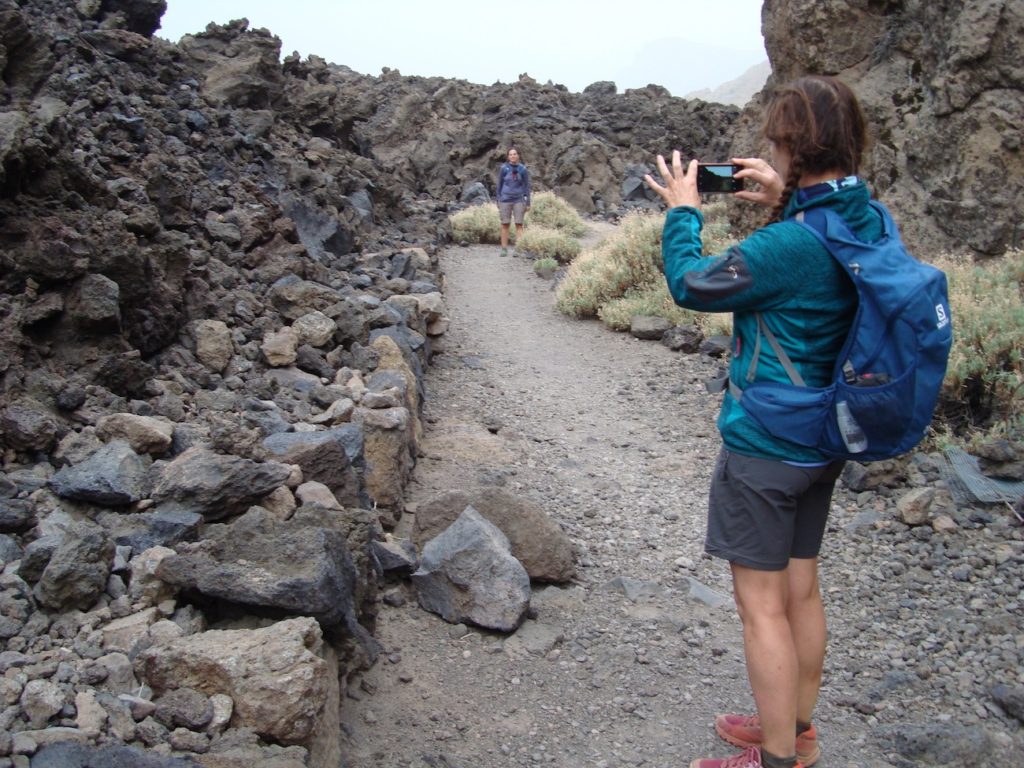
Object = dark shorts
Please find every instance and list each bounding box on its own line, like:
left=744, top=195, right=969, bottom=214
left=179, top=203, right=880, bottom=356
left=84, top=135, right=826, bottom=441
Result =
left=705, top=448, right=844, bottom=571
left=498, top=201, right=526, bottom=225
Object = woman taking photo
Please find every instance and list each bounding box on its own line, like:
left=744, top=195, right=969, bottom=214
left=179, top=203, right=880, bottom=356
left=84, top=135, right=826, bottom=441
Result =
left=645, top=75, right=879, bottom=768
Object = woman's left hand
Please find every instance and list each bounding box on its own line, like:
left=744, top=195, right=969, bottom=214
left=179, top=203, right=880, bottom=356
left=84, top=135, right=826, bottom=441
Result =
left=644, top=151, right=700, bottom=210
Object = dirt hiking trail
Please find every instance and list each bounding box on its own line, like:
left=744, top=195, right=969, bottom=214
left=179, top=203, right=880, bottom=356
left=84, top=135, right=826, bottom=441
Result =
left=338, top=225, right=893, bottom=768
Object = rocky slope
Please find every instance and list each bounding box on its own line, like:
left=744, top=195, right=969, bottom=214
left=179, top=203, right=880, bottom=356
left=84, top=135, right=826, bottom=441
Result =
left=731, top=0, right=1024, bottom=256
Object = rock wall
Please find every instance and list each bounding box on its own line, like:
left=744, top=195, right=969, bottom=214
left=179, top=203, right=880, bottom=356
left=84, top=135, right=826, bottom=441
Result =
left=734, top=0, right=1023, bottom=256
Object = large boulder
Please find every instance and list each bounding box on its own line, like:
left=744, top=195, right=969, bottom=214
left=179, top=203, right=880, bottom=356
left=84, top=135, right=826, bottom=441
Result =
left=33, top=522, right=115, bottom=611
left=150, top=447, right=292, bottom=521
left=412, top=506, right=531, bottom=632
left=49, top=439, right=151, bottom=505
left=135, top=616, right=338, bottom=761
left=154, top=508, right=372, bottom=645
left=414, top=488, right=576, bottom=583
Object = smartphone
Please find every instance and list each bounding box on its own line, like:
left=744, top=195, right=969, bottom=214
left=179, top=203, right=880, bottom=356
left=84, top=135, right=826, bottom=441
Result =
left=697, top=163, right=744, bottom=194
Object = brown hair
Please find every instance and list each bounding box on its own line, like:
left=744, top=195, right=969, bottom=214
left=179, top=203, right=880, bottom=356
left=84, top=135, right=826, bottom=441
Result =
left=763, top=75, right=868, bottom=221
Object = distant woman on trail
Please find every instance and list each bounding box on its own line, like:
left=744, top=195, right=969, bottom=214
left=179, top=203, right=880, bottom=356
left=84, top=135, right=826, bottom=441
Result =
left=645, top=76, right=875, bottom=768
left=496, top=147, right=531, bottom=257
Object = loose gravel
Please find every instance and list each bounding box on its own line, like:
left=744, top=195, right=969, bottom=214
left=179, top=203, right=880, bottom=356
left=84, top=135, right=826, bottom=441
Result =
left=338, top=228, right=1024, bottom=768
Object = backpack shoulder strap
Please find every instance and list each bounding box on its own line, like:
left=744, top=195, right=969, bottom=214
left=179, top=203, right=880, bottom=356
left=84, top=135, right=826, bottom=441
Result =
left=796, top=200, right=896, bottom=246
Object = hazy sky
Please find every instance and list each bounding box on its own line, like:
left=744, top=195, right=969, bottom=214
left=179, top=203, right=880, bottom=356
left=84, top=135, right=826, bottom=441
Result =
left=157, top=0, right=768, bottom=98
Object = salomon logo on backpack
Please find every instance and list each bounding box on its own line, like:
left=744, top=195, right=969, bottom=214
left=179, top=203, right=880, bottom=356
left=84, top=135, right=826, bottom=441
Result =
left=735, top=201, right=952, bottom=461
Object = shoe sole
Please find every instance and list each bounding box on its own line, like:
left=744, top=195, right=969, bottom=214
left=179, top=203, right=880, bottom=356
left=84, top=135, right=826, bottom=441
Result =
left=714, top=723, right=821, bottom=767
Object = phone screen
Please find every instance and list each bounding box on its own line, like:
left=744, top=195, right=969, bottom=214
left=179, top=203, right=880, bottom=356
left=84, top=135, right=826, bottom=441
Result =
left=697, top=163, right=744, bottom=194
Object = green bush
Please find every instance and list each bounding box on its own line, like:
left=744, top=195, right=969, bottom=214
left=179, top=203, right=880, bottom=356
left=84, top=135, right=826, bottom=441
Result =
left=555, top=210, right=665, bottom=318
left=526, top=191, right=586, bottom=236
left=555, top=204, right=737, bottom=335
left=449, top=204, right=505, bottom=244
left=533, top=257, right=559, bottom=275
left=933, top=248, right=1024, bottom=437
left=516, top=226, right=581, bottom=263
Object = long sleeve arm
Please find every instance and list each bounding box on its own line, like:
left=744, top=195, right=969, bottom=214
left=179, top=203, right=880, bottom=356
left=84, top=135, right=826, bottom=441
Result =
left=662, top=206, right=799, bottom=313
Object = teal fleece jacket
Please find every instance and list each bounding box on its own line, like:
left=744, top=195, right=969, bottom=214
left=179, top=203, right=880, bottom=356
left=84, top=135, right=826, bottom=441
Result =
left=662, top=181, right=881, bottom=461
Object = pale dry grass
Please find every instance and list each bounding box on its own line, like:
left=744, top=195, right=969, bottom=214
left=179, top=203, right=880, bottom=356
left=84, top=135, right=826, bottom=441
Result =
left=516, top=226, right=581, bottom=263
left=931, top=247, right=1024, bottom=436
left=555, top=203, right=737, bottom=337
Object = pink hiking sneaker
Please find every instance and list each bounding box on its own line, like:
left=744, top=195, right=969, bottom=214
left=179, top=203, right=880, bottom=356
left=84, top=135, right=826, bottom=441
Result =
left=715, top=714, right=820, bottom=767
left=689, top=745, right=804, bottom=768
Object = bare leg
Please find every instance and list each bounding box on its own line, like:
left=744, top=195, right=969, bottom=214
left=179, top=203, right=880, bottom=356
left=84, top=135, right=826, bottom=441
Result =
left=514, top=223, right=524, bottom=243
left=731, top=562, right=797, bottom=760
left=786, top=558, right=826, bottom=723
left=500, top=223, right=510, bottom=248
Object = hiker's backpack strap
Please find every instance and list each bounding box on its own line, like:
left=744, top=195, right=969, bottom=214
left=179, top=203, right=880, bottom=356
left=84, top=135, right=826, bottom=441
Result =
left=728, top=312, right=807, bottom=401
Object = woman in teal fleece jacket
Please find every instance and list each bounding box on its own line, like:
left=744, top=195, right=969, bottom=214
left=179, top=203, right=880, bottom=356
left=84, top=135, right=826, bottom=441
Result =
left=645, top=76, right=877, bottom=768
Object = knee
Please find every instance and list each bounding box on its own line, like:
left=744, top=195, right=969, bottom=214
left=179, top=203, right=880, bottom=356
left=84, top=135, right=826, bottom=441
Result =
left=734, top=592, right=788, bottom=629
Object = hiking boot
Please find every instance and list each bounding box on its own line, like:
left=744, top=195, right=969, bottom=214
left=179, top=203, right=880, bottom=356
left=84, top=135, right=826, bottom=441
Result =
left=500, top=247, right=508, bottom=257
left=715, top=714, right=820, bottom=767
left=689, top=745, right=803, bottom=768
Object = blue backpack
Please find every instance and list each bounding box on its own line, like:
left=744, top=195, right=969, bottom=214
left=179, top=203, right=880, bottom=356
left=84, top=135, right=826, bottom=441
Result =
left=733, top=200, right=952, bottom=461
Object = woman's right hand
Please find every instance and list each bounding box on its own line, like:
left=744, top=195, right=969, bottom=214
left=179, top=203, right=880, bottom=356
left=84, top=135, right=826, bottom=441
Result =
left=731, top=157, right=783, bottom=208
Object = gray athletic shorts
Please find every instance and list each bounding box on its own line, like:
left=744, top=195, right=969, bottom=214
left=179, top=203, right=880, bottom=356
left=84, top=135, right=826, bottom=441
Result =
left=498, top=201, right=526, bottom=225
left=705, top=448, right=844, bottom=570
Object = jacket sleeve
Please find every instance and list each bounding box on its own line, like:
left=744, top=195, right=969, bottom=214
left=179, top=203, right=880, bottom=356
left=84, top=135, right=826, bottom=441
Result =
left=496, top=165, right=505, bottom=201
left=524, top=167, right=531, bottom=204
left=662, top=206, right=800, bottom=313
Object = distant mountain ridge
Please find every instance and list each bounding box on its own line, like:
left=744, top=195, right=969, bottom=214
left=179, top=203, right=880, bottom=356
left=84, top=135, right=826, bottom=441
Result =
left=685, top=60, right=771, bottom=107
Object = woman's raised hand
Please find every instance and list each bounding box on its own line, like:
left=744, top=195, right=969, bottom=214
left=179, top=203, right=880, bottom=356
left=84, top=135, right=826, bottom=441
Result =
left=732, top=157, right=783, bottom=208
left=643, top=151, right=701, bottom=210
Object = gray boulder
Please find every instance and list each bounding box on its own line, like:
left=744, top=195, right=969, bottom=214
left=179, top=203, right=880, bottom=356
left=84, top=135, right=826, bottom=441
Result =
left=412, top=506, right=531, bottom=632
left=49, top=439, right=151, bottom=506
left=662, top=324, right=705, bottom=353
left=0, top=533, right=22, bottom=565
left=68, top=272, right=121, bottom=333
left=630, top=315, right=673, bottom=340
left=0, top=498, right=35, bottom=532
left=33, top=523, right=115, bottom=611
left=31, top=737, right=202, bottom=767
left=460, top=182, right=490, bottom=205
left=150, top=447, right=292, bottom=521
left=372, top=536, right=419, bottom=577
left=1, top=400, right=58, bottom=452
left=414, top=488, right=575, bottom=583
left=990, top=683, right=1024, bottom=723
left=874, top=722, right=995, bottom=767
left=262, top=425, right=365, bottom=508
left=155, top=509, right=369, bottom=641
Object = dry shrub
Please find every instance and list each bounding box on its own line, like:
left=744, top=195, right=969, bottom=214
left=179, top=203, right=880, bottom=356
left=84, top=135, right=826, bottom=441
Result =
left=449, top=204, right=503, bottom=244
left=599, top=286, right=733, bottom=335
left=450, top=191, right=583, bottom=246
left=555, top=203, right=737, bottom=336
left=932, top=248, right=1024, bottom=436
left=526, top=191, right=586, bottom=236
left=516, top=226, right=581, bottom=263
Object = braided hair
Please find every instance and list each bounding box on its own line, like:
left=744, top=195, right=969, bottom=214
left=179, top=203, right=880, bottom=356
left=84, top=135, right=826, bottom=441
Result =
left=763, top=76, right=869, bottom=222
